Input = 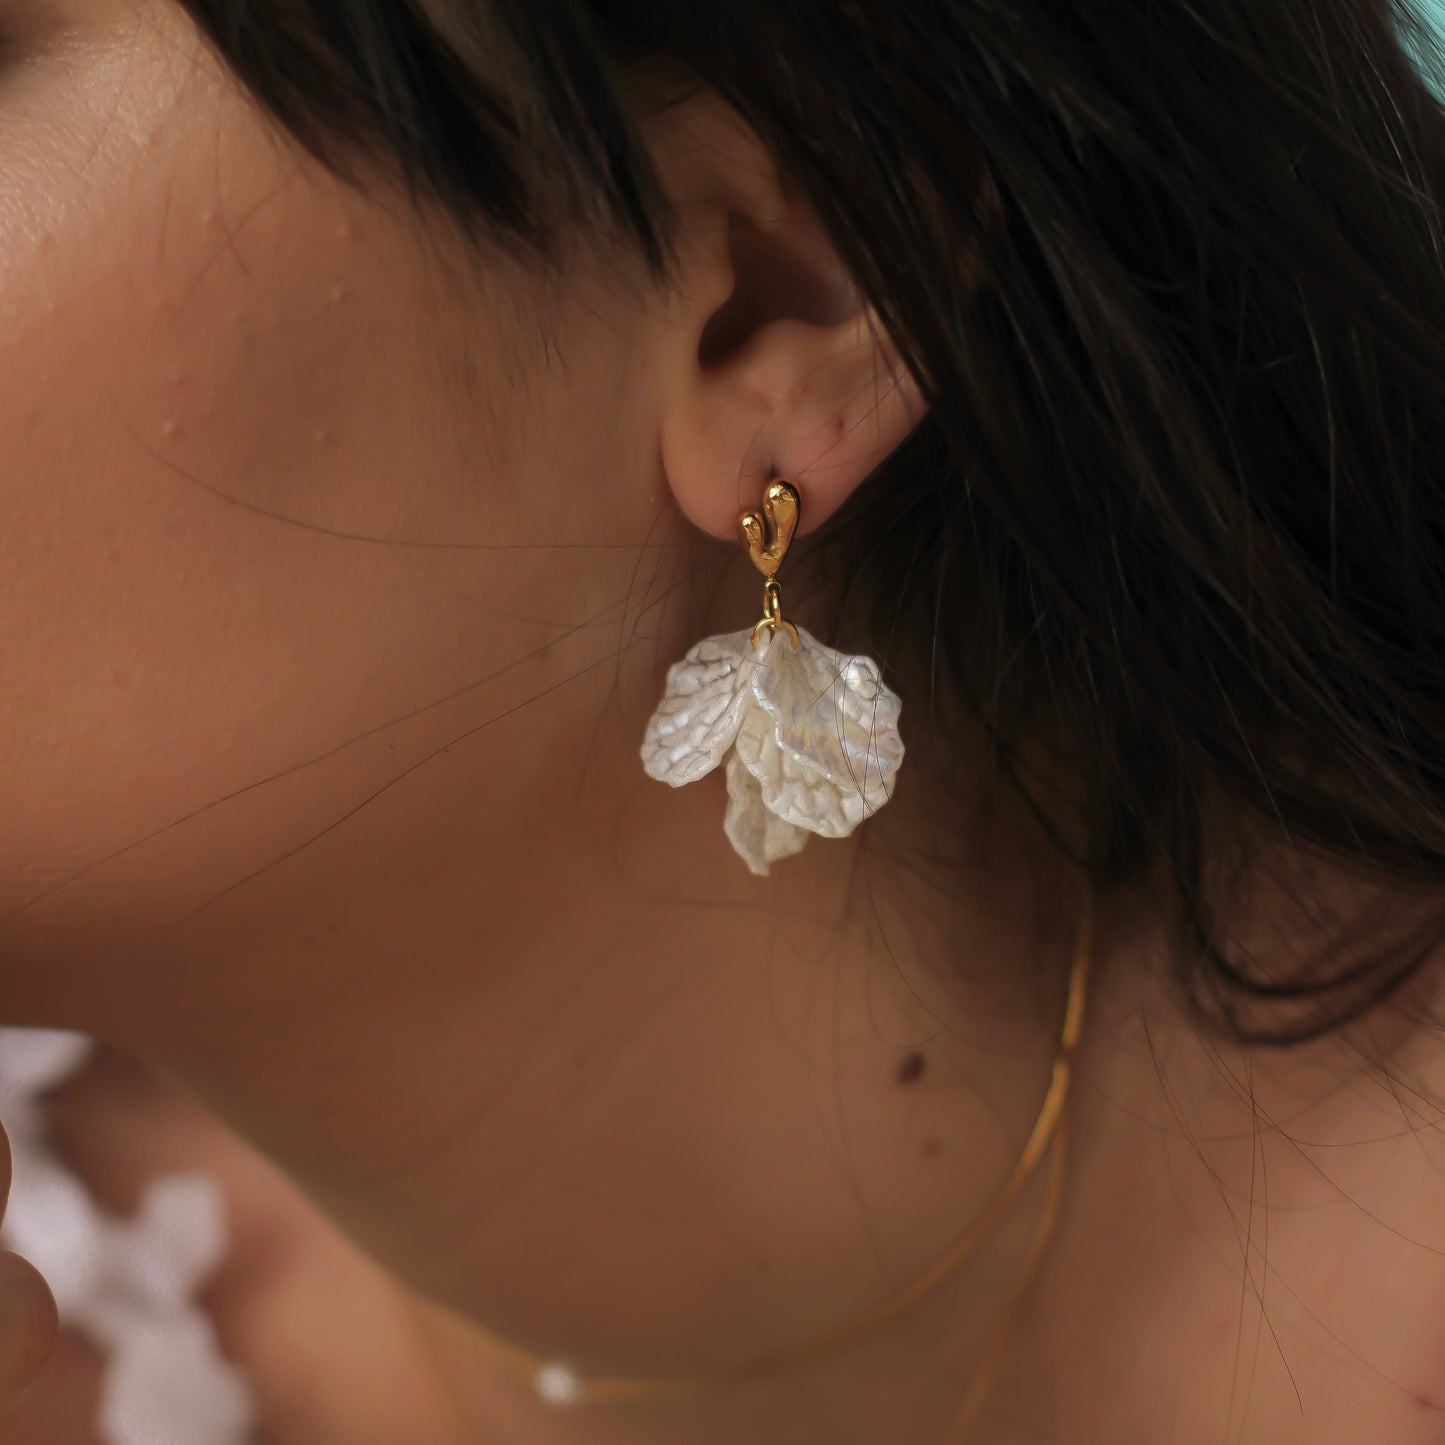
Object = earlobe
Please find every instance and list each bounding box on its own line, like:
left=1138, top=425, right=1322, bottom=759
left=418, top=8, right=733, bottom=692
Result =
left=663, top=307, right=923, bottom=542
left=648, top=108, right=926, bottom=542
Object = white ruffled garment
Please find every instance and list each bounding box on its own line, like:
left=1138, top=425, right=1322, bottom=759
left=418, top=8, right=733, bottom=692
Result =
left=0, top=1029, right=258, bottom=1445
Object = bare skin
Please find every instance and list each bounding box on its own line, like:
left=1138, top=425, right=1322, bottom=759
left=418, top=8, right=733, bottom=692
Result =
left=0, top=1122, right=59, bottom=1427
left=3, top=3, right=1445, bottom=1442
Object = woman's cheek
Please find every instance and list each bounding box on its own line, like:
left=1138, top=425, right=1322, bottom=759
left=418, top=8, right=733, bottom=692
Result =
left=0, top=14, right=479, bottom=923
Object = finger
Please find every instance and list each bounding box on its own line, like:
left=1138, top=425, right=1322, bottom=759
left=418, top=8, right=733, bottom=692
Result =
left=0, top=1119, right=11, bottom=1224
left=0, top=1251, right=59, bottom=1417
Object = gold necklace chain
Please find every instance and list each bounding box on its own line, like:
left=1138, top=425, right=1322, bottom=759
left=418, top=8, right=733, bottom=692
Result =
left=395, top=887, right=1093, bottom=1439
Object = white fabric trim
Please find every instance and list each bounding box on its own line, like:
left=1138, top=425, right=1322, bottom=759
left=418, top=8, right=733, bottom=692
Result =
left=0, top=1029, right=258, bottom=1444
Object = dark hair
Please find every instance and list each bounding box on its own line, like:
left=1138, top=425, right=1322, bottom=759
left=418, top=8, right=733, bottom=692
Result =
left=174, top=0, right=1445, bottom=1042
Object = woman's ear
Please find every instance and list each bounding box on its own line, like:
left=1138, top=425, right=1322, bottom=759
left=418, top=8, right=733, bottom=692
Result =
left=645, top=95, right=926, bottom=541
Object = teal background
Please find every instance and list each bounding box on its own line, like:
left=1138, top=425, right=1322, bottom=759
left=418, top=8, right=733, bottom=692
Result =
left=1403, top=0, right=1445, bottom=99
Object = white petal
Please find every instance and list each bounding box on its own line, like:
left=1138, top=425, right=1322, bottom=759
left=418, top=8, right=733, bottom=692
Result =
left=723, top=744, right=810, bottom=875
left=99, top=1312, right=256, bottom=1445
left=743, top=627, right=904, bottom=835
left=640, top=629, right=758, bottom=787
left=0, top=1028, right=92, bottom=1096
left=733, top=691, right=855, bottom=839
left=108, top=1175, right=229, bottom=1307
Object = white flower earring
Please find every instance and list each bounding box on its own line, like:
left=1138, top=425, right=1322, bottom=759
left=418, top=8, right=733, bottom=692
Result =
left=641, top=479, right=905, bottom=875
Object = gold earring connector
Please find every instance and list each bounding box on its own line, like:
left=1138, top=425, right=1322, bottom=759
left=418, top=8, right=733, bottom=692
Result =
left=738, top=479, right=801, bottom=649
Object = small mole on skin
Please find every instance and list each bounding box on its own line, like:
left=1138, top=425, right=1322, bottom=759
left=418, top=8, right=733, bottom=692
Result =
left=896, top=1050, right=926, bottom=1085
left=922, top=1137, right=943, bottom=1158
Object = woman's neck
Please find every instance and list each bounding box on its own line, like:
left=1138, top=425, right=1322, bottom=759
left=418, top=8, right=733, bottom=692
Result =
left=16, top=671, right=1445, bottom=1442
left=339, top=808, right=1097, bottom=1445
left=126, top=712, right=1100, bottom=1441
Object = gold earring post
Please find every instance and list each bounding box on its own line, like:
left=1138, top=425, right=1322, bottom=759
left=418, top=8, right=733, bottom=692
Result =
left=738, top=478, right=801, bottom=648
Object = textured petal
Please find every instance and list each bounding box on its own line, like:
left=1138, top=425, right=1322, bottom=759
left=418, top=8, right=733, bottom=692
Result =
left=723, top=744, right=809, bottom=876
left=732, top=688, right=856, bottom=838
left=741, top=627, right=904, bottom=835
left=640, top=628, right=758, bottom=786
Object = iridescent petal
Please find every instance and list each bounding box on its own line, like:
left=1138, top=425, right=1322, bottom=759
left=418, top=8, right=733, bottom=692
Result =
left=723, top=743, right=809, bottom=876
left=744, top=627, right=904, bottom=834
left=640, top=628, right=757, bottom=786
